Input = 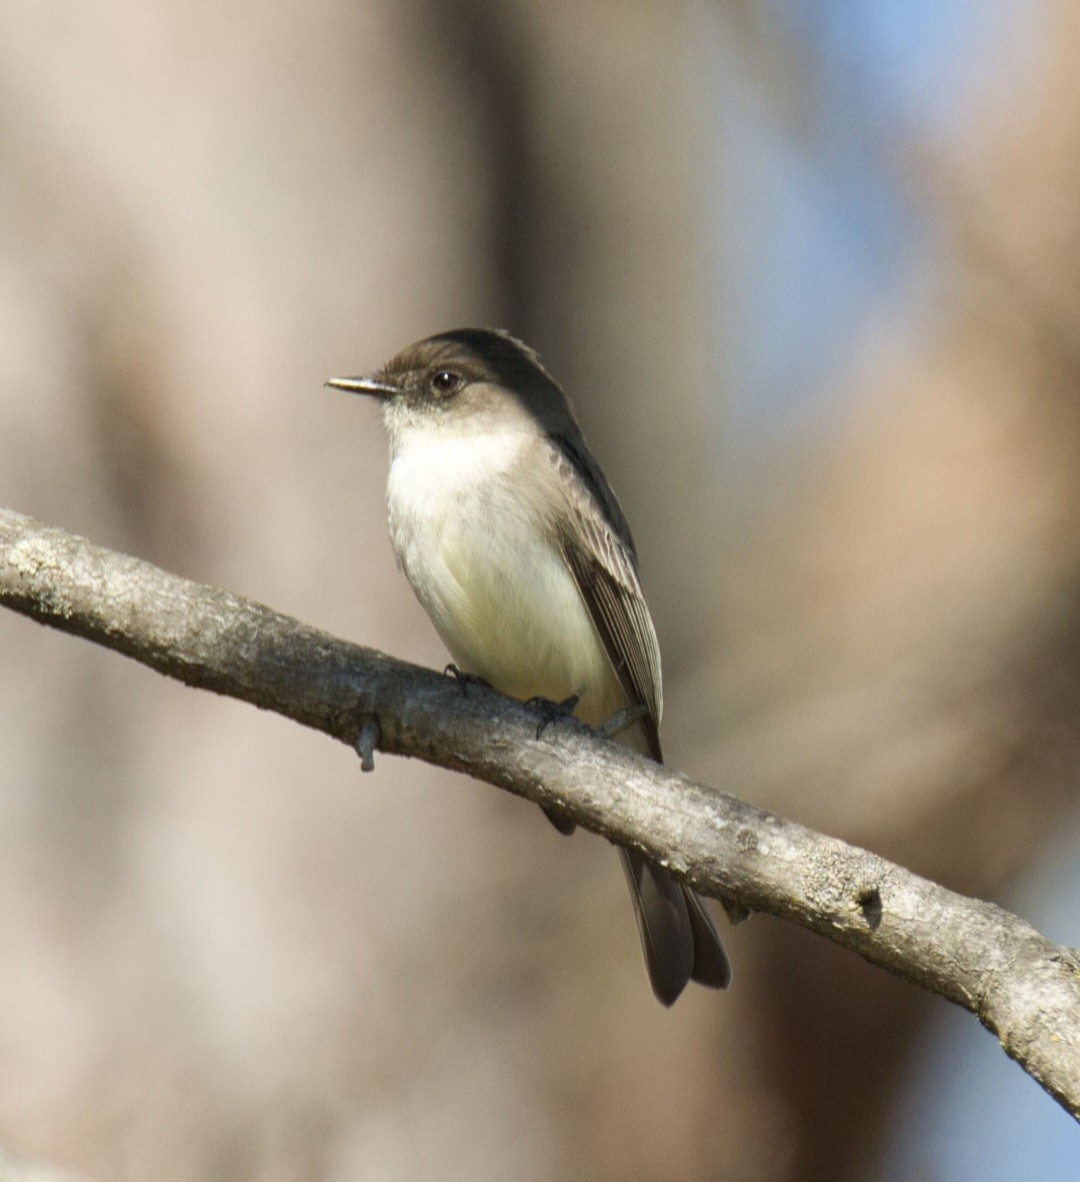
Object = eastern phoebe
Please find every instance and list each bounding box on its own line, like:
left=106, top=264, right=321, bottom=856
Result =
left=327, top=328, right=730, bottom=1004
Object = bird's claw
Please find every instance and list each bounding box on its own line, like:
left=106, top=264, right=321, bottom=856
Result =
left=444, top=664, right=491, bottom=697
left=526, top=693, right=581, bottom=740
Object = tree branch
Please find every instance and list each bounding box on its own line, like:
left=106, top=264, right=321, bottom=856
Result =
left=2, top=505, right=1079, bottom=1118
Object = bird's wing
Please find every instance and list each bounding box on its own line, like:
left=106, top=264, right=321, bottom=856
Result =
left=547, top=433, right=664, bottom=762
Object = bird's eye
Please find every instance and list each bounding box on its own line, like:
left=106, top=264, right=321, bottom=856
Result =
left=430, top=370, right=462, bottom=397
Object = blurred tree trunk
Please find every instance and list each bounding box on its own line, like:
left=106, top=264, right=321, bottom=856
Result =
left=436, top=0, right=722, bottom=671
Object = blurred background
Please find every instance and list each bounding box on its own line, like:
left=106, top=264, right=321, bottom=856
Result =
left=2, top=0, right=1080, bottom=1178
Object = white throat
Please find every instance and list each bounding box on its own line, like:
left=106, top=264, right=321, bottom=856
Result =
left=388, top=422, right=528, bottom=497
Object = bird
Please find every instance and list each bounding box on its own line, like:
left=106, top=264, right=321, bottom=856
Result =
left=327, top=327, right=730, bottom=1004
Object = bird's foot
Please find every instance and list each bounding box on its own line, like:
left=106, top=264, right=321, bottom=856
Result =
left=444, top=664, right=491, bottom=697
left=525, top=693, right=581, bottom=740
left=595, top=702, right=649, bottom=741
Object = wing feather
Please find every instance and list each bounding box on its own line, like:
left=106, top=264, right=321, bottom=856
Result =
left=547, top=434, right=664, bottom=761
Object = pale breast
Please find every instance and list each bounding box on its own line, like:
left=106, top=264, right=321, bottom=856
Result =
left=385, top=429, right=623, bottom=722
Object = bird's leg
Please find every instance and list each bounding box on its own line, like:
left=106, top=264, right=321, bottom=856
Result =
left=525, top=693, right=581, bottom=740
left=595, top=702, right=649, bottom=741
left=444, top=663, right=491, bottom=697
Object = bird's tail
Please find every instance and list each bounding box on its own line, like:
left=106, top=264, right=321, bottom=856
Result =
left=619, top=849, right=731, bottom=1006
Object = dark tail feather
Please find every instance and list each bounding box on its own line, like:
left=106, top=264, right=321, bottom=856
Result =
left=683, top=886, right=732, bottom=989
left=619, top=849, right=730, bottom=1004
left=619, top=850, right=691, bottom=1005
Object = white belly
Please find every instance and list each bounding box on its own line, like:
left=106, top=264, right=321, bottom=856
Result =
left=386, top=431, right=624, bottom=724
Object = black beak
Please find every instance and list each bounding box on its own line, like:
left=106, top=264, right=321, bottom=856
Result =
left=324, top=375, right=399, bottom=398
